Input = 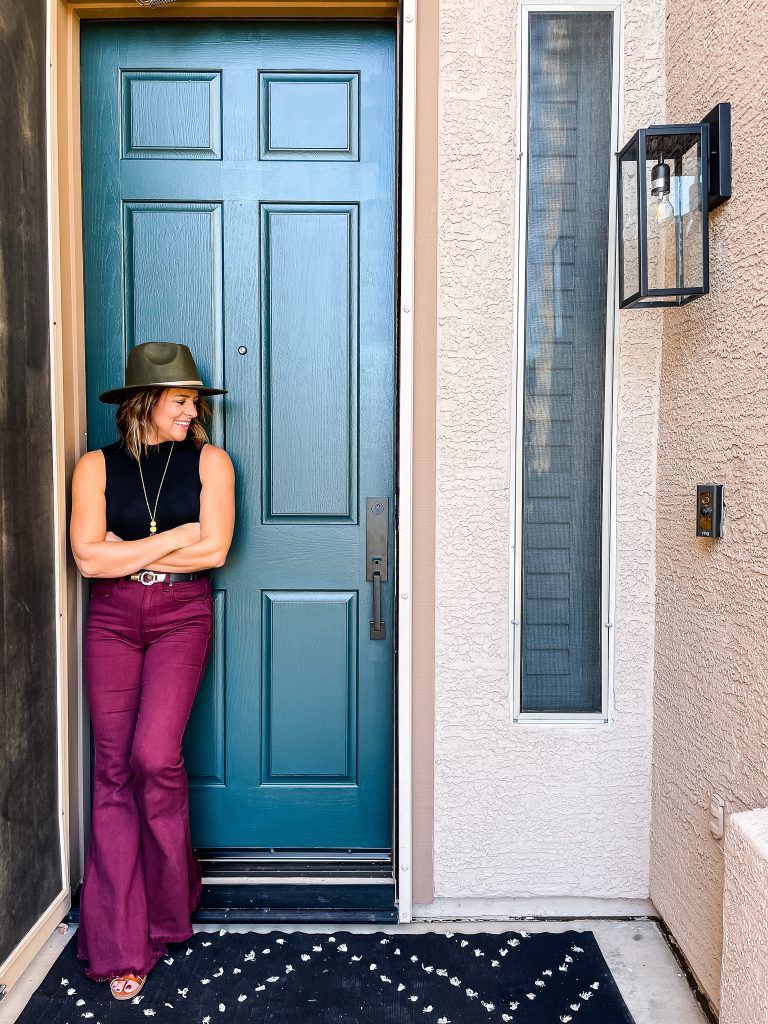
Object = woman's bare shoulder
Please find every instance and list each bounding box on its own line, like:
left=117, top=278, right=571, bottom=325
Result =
left=200, top=442, right=234, bottom=473
left=72, top=448, right=106, bottom=493
left=74, top=448, right=106, bottom=475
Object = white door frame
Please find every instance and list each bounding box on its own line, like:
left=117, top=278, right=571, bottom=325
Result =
left=395, top=0, right=417, bottom=922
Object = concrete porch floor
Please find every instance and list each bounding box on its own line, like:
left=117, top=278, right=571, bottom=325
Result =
left=1, top=919, right=711, bottom=1023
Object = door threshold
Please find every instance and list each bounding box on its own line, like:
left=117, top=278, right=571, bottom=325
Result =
left=202, top=875, right=394, bottom=885
left=193, top=880, right=398, bottom=923
left=66, top=877, right=398, bottom=926
left=196, top=850, right=393, bottom=879
left=192, top=909, right=399, bottom=924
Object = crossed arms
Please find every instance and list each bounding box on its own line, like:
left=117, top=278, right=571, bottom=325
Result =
left=70, top=444, right=235, bottom=578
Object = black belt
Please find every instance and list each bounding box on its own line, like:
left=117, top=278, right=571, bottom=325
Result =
left=124, top=570, right=210, bottom=586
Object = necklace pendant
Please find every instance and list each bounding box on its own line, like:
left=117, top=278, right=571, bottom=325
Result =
left=137, top=441, right=173, bottom=541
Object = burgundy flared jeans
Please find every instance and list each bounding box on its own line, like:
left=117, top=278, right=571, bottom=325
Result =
left=76, top=575, right=213, bottom=982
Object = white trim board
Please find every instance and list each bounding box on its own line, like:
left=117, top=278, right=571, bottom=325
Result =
left=48, top=0, right=72, bottom=931
left=0, top=889, right=71, bottom=991
left=508, top=0, right=623, bottom=725
left=395, top=0, right=417, bottom=923
left=413, top=896, right=656, bottom=920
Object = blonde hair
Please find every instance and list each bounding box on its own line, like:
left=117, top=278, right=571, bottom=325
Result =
left=115, top=388, right=212, bottom=461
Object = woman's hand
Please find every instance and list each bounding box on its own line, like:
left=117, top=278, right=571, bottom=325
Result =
left=141, top=448, right=234, bottom=572
left=104, top=531, right=123, bottom=543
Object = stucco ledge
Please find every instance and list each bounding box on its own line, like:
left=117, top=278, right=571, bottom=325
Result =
left=720, top=807, right=768, bottom=1024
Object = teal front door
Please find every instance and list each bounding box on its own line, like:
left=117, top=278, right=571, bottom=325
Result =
left=80, top=21, right=395, bottom=853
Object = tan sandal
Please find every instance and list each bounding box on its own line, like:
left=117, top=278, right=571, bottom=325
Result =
left=109, top=973, right=146, bottom=1000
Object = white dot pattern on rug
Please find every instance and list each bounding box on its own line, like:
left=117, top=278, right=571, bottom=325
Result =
left=19, top=929, right=635, bottom=1023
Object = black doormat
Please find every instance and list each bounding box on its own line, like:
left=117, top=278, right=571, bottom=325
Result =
left=16, top=928, right=636, bottom=1023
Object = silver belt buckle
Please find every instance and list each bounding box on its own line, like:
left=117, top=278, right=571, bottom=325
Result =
left=135, top=570, right=166, bottom=586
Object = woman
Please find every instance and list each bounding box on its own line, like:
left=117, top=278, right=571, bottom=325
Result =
left=69, top=342, right=235, bottom=999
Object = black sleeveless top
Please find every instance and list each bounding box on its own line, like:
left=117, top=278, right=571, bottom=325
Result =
left=102, top=437, right=204, bottom=541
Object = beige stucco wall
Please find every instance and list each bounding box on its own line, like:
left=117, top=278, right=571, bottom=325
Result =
left=427, top=0, right=666, bottom=906
left=651, top=0, right=768, bottom=1010
left=720, top=809, right=768, bottom=1023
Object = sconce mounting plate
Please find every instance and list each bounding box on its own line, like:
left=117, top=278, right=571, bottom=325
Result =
left=701, top=102, right=732, bottom=209
left=649, top=102, right=731, bottom=210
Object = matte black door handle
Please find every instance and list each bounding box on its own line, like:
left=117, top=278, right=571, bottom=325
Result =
left=371, top=570, right=384, bottom=640
left=366, top=498, right=388, bottom=640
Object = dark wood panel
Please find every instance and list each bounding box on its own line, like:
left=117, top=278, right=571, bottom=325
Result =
left=0, top=0, right=61, bottom=967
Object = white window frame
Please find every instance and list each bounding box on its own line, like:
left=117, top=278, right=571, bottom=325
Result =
left=509, top=0, right=623, bottom=725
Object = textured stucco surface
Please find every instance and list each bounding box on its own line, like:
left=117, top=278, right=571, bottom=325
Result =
left=651, top=0, right=768, bottom=1010
left=720, top=810, right=768, bottom=1023
left=432, top=0, right=665, bottom=899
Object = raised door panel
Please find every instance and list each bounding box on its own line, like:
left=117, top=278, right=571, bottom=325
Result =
left=121, top=71, right=222, bottom=159
left=262, top=204, right=358, bottom=521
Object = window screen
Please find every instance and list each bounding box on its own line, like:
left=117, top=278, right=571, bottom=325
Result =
left=520, top=12, right=613, bottom=713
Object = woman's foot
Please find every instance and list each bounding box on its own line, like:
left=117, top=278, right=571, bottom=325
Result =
left=109, top=974, right=146, bottom=1000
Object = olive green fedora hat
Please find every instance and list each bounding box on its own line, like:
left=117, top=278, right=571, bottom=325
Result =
left=98, top=341, right=227, bottom=404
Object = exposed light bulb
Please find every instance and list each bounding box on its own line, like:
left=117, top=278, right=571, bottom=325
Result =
left=649, top=156, right=674, bottom=226
left=651, top=194, right=674, bottom=224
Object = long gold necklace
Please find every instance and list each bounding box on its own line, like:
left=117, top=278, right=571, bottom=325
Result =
left=136, top=441, right=175, bottom=535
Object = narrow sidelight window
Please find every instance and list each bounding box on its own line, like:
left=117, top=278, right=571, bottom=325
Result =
left=517, top=11, right=614, bottom=714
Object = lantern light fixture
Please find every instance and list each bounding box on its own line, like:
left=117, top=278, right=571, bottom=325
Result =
left=617, top=102, right=732, bottom=309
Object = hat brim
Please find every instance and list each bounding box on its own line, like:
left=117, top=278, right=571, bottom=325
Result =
left=98, top=383, right=228, bottom=404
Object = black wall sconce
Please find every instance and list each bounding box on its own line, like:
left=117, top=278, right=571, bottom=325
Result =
left=617, top=103, right=732, bottom=308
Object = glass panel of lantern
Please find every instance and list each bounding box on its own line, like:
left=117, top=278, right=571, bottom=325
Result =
left=618, top=134, right=640, bottom=305
left=617, top=124, right=709, bottom=307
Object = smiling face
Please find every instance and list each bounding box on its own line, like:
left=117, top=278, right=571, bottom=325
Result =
left=146, top=387, right=200, bottom=443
